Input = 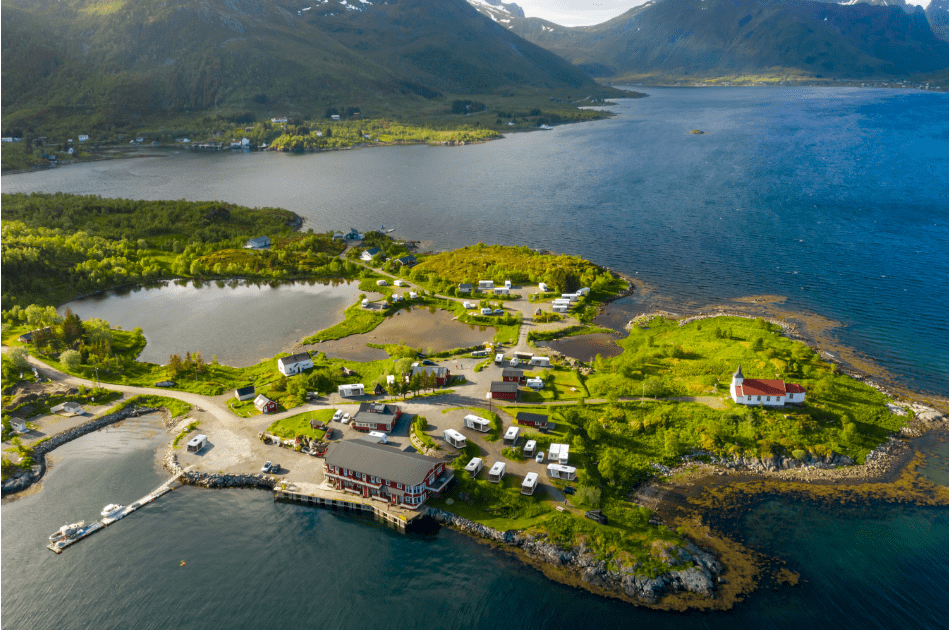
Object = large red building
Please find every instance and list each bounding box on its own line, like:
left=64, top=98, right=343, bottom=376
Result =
left=490, top=381, right=519, bottom=400
left=323, top=440, right=454, bottom=509
left=409, top=365, right=452, bottom=386
left=351, top=402, right=402, bottom=433
left=501, top=368, right=526, bottom=385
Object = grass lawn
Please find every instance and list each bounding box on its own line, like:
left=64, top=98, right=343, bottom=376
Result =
left=303, top=301, right=386, bottom=343
left=267, top=408, right=335, bottom=440
left=518, top=366, right=589, bottom=402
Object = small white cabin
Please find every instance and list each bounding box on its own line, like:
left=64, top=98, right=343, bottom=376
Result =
left=463, top=414, right=491, bottom=432
left=526, top=377, right=544, bottom=390
left=547, top=464, right=577, bottom=481
left=503, top=426, right=520, bottom=446
left=478, top=280, right=494, bottom=290
left=465, top=457, right=483, bottom=478
left=338, top=383, right=365, bottom=397
left=529, top=356, right=551, bottom=368
left=523, top=439, right=537, bottom=457
left=488, top=461, right=506, bottom=483
left=521, top=472, right=539, bottom=495
left=444, top=429, right=467, bottom=448
left=186, top=434, right=208, bottom=453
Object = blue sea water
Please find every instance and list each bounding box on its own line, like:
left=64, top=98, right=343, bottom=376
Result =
left=2, top=87, right=947, bottom=395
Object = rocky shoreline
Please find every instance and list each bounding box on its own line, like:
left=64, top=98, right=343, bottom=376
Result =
left=425, top=507, right=724, bottom=606
left=162, top=445, right=276, bottom=490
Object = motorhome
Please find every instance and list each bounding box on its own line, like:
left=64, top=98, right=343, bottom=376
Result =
left=465, top=457, right=483, bottom=478
left=443, top=429, right=467, bottom=448
left=546, top=464, right=577, bottom=481
left=521, top=472, right=539, bottom=495
left=463, top=414, right=491, bottom=432
left=488, top=461, right=506, bottom=483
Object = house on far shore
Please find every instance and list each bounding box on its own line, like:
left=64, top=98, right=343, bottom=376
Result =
left=254, top=395, right=278, bottom=414
left=18, top=327, right=51, bottom=344
left=361, top=247, right=382, bottom=261
left=245, top=236, right=271, bottom=249
left=729, top=365, right=806, bottom=407
left=278, top=352, right=313, bottom=377
left=235, top=385, right=256, bottom=401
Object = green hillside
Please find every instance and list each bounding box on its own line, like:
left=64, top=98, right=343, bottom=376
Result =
left=0, top=0, right=621, bottom=135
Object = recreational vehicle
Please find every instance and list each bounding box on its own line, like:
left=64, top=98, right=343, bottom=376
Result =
left=463, top=414, right=491, bottom=432
left=488, top=461, right=506, bottom=483
left=443, top=429, right=467, bottom=448
left=547, top=464, right=577, bottom=481
left=523, top=440, right=537, bottom=457
left=465, top=457, right=483, bottom=478
left=521, top=472, right=539, bottom=495
left=503, top=426, right=520, bottom=446
left=186, top=434, right=208, bottom=453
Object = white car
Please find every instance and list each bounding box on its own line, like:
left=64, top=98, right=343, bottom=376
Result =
left=342, top=413, right=351, bottom=424
left=535, top=452, right=545, bottom=464
left=332, top=410, right=343, bottom=422
left=493, top=309, right=504, bottom=315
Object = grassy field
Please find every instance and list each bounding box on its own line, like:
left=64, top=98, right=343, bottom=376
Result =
left=518, top=366, right=589, bottom=402
left=267, top=408, right=334, bottom=440
left=302, top=301, right=387, bottom=343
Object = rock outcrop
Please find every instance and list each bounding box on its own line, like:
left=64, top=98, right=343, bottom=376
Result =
left=425, top=508, right=723, bottom=604
left=162, top=446, right=276, bottom=490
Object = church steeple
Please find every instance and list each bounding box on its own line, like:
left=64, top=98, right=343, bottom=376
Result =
left=732, top=365, right=744, bottom=387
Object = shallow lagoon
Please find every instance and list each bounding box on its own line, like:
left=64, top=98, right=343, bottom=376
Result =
left=59, top=279, right=362, bottom=367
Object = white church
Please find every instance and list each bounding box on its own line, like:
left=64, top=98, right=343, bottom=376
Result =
left=729, top=365, right=806, bottom=407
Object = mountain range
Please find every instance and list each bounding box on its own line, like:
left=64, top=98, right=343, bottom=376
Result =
left=0, top=0, right=617, bottom=130
left=469, top=0, right=949, bottom=80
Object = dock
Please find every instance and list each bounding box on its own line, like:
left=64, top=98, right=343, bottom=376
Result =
left=274, top=482, right=422, bottom=531
left=47, top=470, right=187, bottom=553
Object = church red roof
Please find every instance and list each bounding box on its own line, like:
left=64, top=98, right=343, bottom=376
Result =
left=738, top=379, right=786, bottom=396
left=784, top=382, right=806, bottom=394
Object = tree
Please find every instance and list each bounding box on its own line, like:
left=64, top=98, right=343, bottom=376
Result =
left=61, top=349, right=82, bottom=370
left=664, top=431, right=682, bottom=459
left=8, top=347, right=30, bottom=371
left=60, top=308, right=83, bottom=346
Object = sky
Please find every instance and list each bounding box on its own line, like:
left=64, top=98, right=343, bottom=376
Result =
left=516, top=0, right=931, bottom=27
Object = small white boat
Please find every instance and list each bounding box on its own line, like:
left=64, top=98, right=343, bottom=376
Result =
left=49, top=521, right=85, bottom=542
left=101, top=504, right=124, bottom=518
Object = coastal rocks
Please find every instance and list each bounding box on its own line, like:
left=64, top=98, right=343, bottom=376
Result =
left=424, top=508, right=723, bottom=605
left=887, top=402, right=949, bottom=437
left=1, top=404, right=160, bottom=496
left=162, top=448, right=276, bottom=491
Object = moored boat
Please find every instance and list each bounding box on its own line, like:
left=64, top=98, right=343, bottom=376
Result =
left=101, top=504, right=124, bottom=518
left=49, top=521, right=86, bottom=542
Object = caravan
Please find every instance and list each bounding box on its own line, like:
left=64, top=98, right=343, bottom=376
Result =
left=523, top=439, right=537, bottom=458
left=503, top=426, right=521, bottom=446
left=547, top=443, right=570, bottom=465
left=488, top=461, right=506, bottom=483
left=547, top=464, right=577, bottom=481
left=529, top=356, right=551, bottom=368
left=463, top=414, right=491, bottom=432
left=186, top=434, right=208, bottom=453
left=465, top=457, right=483, bottom=478
left=338, top=383, right=365, bottom=397
left=443, top=429, right=467, bottom=448
left=521, top=472, right=539, bottom=495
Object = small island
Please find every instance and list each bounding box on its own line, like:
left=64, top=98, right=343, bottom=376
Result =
left=1, top=194, right=947, bottom=610
left=688, top=129, right=705, bottom=134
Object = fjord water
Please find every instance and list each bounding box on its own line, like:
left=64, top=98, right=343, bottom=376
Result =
left=3, top=87, right=947, bottom=395
left=2, top=416, right=947, bottom=630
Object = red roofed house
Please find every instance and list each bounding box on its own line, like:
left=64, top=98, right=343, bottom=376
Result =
left=351, top=402, right=402, bottom=433
left=730, top=365, right=806, bottom=407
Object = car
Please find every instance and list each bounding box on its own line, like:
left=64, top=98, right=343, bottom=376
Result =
left=422, top=360, right=436, bottom=366
left=342, top=413, right=351, bottom=424
left=262, top=461, right=272, bottom=473
left=563, top=486, right=576, bottom=495
left=584, top=509, right=608, bottom=524
left=493, top=309, right=504, bottom=315
left=332, top=410, right=343, bottom=422
left=535, top=451, right=545, bottom=464
left=270, top=463, right=281, bottom=473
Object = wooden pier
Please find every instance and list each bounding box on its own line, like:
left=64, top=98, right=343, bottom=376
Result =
left=47, top=470, right=187, bottom=553
left=274, top=482, right=421, bottom=531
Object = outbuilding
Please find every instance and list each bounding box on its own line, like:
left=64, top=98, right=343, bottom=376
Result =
left=458, top=283, right=473, bottom=294
left=516, top=412, right=553, bottom=432
left=478, top=280, right=494, bottom=290
left=186, top=434, right=208, bottom=453
left=245, top=236, right=271, bottom=249
left=547, top=443, right=570, bottom=464
left=490, top=381, right=519, bottom=401
left=443, top=429, right=467, bottom=448
left=488, top=461, right=506, bottom=483
left=502, top=368, right=526, bottom=384
left=463, top=414, right=491, bottom=432
left=521, top=472, right=539, bottom=495
left=465, top=457, right=483, bottom=478
left=254, top=395, right=277, bottom=414
left=50, top=402, right=84, bottom=416
left=338, top=383, right=365, bottom=397
left=234, top=385, right=256, bottom=401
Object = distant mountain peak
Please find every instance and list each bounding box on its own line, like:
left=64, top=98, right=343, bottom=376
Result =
left=467, top=0, right=526, bottom=21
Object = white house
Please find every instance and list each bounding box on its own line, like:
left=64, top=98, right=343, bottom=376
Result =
left=361, top=247, right=382, bottom=261
left=458, top=283, right=473, bottom=294
left=278, top=352, right=313, bottom=376
left=548, top=443, right=570, bottom=464
left=50, top=402, right=84, bottom=416
left=245, top=236, right=271, bottom=249
left=477, top=280, right=494, bottom=290
left=729, top=365, right=806, bottom=407
left=338, top=383, right=365, bottom=397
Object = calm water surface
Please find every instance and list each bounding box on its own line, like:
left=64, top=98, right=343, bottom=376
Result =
left=1, top=418, right=947, bottom=630
left=3, top=87, right=947, bottom=395
left=58, top=279, right=362, bottom=366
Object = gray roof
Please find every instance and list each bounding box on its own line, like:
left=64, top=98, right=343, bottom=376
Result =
left=734, top=365, right=744, bottom=378
left=502, top=368, right=524, bottom=378
left=490, top=381, right=519, bottom=393
left=516, top=411, right=549, bottom=424
left=279, top=352, right=312, bottom=366
left=235, top=385, right=255, bottom=396
left=325, top=440, right=440, bottom=485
